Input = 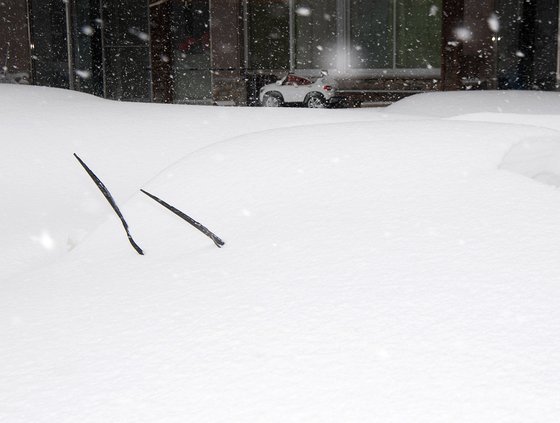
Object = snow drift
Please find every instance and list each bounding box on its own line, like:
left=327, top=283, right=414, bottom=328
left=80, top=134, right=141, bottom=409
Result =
left=386, top=90, right=560, bottom=117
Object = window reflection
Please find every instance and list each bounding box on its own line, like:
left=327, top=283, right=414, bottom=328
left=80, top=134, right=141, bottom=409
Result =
left=29, top=0, right=69, bottom=88
left=294, top=0, right=337, bottom=69
left=248, top=0, right=290, bottom=70
left=102, top=0, right=151, bottom=101
left=170, top=0, right=211, bottom=102
left=73, top=0, right=103, bottom=96
left=396, top=0, right=441, bottom=69
left=350, top=0, right=394, bottom=69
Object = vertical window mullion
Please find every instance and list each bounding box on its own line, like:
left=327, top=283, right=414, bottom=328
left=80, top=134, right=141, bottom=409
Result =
left=345, top=0, right=351, bottom=70
left=99, top=0, right=107, bottom=98
left=557, top=3, right=560, bottom=83
left=393, top=0, right=397, bottom=69
left=243, top=0, right=248, bottom=69
left=145, top=0, right=153, bottom=101
left=65, top=0, right=74, bottom=90
left=289, top=0, right=294, bottom=71
left=336, top=0, right=346, bottom=71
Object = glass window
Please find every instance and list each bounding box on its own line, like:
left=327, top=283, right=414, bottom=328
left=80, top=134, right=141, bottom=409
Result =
left=104, top=46, right=151, bottom=101
left=248, top=0, right=290, bottom=70
left=294, top=0, right=337, bottom=69
left=102, top=0, right=151, bottom=101
left=349, top=0, right=394, bottom=69
left=103, top=0, right=150, bottom=47
left=245, top=0, right=441, bottom=73
left=170, top=0, right=212, bottom=102
left=72, top=0, right=103, bottom=96
left=395, top=0, right=442, bottom=69
left=29, top=0, right=69, bottom=88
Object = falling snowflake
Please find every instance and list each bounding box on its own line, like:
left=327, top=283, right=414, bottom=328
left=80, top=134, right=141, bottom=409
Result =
left=128, top=27, right=150, bottom=41
left=81, top=25, right=94, bottom=36
left=75, top=69, right=91, bottom=79
left=296, top=7, right=311, bottom=17
left=454, top=26, right=473, bottom=42
left=487, top=13, right=500, bottom=33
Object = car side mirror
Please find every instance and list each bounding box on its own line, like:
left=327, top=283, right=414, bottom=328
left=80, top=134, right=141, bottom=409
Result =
left=276, top=80, right=282, bottom=85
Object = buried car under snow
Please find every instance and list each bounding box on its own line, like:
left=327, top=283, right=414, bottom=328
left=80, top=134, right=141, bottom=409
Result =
left=259, top=73, right=340, bottom=108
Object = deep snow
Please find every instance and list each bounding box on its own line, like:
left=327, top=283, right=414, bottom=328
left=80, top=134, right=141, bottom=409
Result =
left=2, top=86, right=560, bottom=422
left=387, top=90, right=560, bottom=117
left=0, top=84, right=396, bottom=278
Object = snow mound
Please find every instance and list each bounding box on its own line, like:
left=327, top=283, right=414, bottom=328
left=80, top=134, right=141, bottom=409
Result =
left=500, top=136, right=560, bottom=187
left=4, top=120, right=559, bottom=422
left=450, top=112, right=560, bottom=132
left=0, top=85, right=389, bottom=279
left=3, top=87, right=560, bottom=423
left=81, top=119, right=558, bottom=260
left=386, top=90, right=560, bottom=117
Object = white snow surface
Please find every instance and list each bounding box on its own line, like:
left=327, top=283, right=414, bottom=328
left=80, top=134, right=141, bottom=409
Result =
left=387, top=90, right=560, bottom=117
left=2, top=85, right=560, bottom=422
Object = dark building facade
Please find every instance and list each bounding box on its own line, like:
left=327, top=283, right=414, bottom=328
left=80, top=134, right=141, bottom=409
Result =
left=1, top=0, right=558, bottom=105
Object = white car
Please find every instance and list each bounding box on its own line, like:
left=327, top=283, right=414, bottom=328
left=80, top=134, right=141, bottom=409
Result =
left=259, top=73, right=340, bottom=108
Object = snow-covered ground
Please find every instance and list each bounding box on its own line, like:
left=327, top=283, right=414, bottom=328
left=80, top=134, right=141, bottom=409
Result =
left=2, top=85, right=560, bottom=422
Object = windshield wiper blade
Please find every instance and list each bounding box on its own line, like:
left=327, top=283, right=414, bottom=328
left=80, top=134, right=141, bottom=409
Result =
left=74, top=153, right=144, bottom=255
left=140, top=189, right=225, bottom=248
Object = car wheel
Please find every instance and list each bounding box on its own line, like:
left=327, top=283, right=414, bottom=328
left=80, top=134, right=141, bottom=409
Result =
left=305, top=93, right=326, bottom=108
left=262, top=92, right=283, bottom=107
